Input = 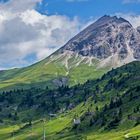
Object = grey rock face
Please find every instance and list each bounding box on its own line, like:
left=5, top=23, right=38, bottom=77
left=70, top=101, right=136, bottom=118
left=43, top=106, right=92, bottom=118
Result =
left=59, top=15, right=140, bottom=61
left=52, top=77, right=68, bottom=87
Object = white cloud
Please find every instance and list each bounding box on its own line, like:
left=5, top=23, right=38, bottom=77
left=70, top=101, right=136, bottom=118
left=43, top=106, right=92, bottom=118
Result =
left=0, top=0, right=42, bottom=12
left=0, top=0, right=82, bottom=68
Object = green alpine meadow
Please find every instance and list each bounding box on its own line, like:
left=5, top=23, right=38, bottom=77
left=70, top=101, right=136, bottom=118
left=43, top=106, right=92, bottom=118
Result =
left=0, top=1, right=140, bottom=140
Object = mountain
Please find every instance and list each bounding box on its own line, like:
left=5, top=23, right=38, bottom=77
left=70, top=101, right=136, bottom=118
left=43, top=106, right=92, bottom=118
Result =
left=0, top=15, right=140, bottom=90
left=58, top=15, right=140, bottom=66
left=0, top=61, right=140, bottom=139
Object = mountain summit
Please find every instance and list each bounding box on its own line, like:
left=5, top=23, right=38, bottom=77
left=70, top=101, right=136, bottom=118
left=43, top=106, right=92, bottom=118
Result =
left=54, top=15, right=140, bottom=68
left=0, top=15, right=140, bottom=89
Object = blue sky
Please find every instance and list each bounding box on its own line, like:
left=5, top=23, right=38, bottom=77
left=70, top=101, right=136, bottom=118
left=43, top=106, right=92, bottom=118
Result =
left=0, top=0, right=140, bottom=22
left=37, top=0, right=140, bottom=20
left=0, top=0, right=140, bottom=69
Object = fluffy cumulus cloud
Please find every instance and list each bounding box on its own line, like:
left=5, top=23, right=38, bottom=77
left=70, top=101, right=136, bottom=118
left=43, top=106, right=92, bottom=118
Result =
left=0, top=0, right=81, bottom=69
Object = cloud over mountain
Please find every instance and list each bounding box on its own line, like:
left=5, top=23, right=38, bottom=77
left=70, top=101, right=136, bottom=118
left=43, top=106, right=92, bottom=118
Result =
left=0, top=0, right=81, bottom=68
left=0, top=0, right=140, bottom=69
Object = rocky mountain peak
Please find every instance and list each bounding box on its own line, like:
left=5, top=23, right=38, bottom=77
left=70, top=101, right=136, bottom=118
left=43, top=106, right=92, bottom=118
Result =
left=53, top=15, right=140, bottom=69
left=93, top=15, right=131, bottom=27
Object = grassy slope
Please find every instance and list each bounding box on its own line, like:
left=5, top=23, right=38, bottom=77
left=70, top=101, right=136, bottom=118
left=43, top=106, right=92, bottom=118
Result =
left=0, top=56, right=108, bottom=90
left=0, top=102, right=139, bottom=140
left=0, top=61, right=140, bottom=140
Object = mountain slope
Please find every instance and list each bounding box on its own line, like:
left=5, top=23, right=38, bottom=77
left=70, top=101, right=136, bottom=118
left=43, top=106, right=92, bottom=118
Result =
left=0, top=61, right=140, bottom=140
left=0, top=15, right=140, bottom=90
left=0, top=58, right=107, bottom=90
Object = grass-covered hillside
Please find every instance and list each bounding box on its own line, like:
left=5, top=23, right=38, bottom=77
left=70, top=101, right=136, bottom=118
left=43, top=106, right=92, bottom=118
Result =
left=0, top=53, right=108, bottom=91
left=0, top=61, right=140, bottom=140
